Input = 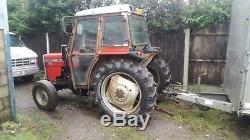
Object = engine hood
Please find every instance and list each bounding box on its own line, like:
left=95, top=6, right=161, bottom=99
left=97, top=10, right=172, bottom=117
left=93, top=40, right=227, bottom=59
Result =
left=10, top=47, right=38, bottom=59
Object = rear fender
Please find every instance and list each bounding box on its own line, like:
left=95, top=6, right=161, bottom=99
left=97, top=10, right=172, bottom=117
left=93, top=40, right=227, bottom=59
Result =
left=87, top=53, right=155, bottom=89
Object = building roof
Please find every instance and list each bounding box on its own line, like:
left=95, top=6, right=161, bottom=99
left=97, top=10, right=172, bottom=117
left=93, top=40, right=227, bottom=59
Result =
left=75, top=4, right=133, bottom=17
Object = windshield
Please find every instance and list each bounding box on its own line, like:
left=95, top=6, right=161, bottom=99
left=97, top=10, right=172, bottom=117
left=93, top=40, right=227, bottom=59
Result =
left=129, top=14, right=150, bottom=46
left=9, top=34, right=25, bottom=47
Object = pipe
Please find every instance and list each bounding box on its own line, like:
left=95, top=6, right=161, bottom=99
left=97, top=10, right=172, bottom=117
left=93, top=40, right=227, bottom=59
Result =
left=46, top=33, right=50, bottom=54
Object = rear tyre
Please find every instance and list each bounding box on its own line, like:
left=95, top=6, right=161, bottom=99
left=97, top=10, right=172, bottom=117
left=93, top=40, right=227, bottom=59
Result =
left=32, top=80, right=58, bottom=111
left=147, top=56, right=171, bottom=93
left=92, top=58, right=156, bottom=117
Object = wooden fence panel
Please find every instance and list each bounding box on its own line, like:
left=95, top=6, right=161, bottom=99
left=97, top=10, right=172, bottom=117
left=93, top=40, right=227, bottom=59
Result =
left=189, top=24, right=229, bottom=85
left=150, top=32, right=185, bottom=83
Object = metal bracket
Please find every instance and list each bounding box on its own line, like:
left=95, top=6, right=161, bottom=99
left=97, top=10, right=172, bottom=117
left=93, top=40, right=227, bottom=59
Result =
left=140, top=53, right=155, bottom=67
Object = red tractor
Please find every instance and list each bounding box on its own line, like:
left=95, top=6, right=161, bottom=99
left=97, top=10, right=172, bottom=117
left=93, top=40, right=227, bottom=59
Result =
left=32, top=4, right=171, bottom=117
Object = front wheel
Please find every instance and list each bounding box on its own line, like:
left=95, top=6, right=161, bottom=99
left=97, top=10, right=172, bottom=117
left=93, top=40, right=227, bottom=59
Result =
left=32, top=80, right=58, bottom=111
left=92, top=59, right=156, bottom=117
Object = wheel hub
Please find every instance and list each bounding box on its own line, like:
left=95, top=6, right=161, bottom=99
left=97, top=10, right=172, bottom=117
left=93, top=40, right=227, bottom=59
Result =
left=36, top=89, right=48, bottom=106
left=113, top=85, right=128, bottom=102
left=105, top=75, right=140, bottom=112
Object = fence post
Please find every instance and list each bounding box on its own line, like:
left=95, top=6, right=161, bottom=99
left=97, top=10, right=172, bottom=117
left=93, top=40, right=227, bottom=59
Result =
left=183, top=29, right=190, bottom=90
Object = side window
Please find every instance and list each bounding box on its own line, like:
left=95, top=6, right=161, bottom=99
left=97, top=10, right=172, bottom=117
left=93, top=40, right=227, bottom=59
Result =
left=103, top=16, right=128, bottom=46
left=74, top=18, right=98, bottom=53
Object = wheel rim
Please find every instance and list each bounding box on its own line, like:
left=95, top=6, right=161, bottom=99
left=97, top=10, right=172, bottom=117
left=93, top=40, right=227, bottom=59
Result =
left=35, top=88, right=49, bottom=106
left=101, top=72, right=142, bottom=114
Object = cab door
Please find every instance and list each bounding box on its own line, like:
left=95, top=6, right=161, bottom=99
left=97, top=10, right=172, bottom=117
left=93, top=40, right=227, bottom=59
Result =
left=70, top=17, right=99, bottom=86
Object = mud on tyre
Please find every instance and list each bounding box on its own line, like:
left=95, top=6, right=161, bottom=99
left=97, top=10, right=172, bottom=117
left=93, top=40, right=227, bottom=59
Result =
left=92, top=58, right=156, bottom=117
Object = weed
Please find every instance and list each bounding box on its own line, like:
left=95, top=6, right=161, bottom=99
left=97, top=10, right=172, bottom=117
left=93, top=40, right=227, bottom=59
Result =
left=0, top=113, right=60, bottom=140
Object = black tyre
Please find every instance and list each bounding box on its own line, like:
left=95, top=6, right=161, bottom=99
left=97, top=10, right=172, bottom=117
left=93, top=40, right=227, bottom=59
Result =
left=147, top=56, right=171, bottom=92
left=92, top=58, right=156, bottom=117
left=22, top=75, right=34, bottom=82
left=32, top=80, right=58, bottom=111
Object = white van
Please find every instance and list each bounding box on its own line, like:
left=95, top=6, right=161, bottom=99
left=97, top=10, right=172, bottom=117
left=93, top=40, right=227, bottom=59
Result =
left=9, top=32, right=39, bottom=81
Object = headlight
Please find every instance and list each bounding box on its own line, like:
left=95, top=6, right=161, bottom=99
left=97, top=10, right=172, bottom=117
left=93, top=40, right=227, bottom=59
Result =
left=30, top=58, right=36, bottom=63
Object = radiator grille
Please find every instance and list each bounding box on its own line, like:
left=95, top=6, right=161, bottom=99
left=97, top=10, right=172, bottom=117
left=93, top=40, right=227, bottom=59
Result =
left=12, top=58, right=36, bottom=67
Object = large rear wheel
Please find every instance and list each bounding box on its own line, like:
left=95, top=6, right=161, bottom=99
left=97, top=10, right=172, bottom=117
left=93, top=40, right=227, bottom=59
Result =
left=147, top=56, right=171, bottom=93
left=92, top=59, right=156, bottom=117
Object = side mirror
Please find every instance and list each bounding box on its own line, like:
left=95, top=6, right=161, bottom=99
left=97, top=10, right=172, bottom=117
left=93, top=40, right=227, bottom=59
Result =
left=62, top=16, right=73, bottom=34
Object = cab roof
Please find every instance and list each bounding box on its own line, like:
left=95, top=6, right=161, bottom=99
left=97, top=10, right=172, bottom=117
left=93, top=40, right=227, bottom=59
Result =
left=75, top=4, right=134, bottom=17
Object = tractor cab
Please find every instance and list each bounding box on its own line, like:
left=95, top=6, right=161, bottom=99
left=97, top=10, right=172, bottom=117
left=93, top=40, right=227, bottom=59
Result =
left=66, top=4, right=152, bottom=88
left=45, top=4, right=158, bottom=89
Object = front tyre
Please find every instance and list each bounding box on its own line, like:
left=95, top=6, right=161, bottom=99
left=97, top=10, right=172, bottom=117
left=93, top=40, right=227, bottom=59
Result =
left=92, top=59, right=156, bottom=117
left=32, top=80, right=58, bottom=111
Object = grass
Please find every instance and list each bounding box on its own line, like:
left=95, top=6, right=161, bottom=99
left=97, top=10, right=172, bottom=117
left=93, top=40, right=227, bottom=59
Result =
left=158, top=84, right=241, bottom=139
left=34, top=71, right=45, bottom=81
left=0, top=112, right=60, bottom=140
left=158, top=102, right=237, bottom=139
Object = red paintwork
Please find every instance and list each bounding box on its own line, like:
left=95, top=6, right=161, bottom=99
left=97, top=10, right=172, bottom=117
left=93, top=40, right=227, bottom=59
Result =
left=98, top=47, right=130, bottom=55
left=44, top=53, right=64, bottom=81
left=43, top=48, right=130, bottom=81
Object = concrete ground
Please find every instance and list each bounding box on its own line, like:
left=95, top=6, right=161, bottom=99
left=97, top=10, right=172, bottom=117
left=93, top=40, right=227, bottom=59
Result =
left=14, top=80, right=226, bottom=140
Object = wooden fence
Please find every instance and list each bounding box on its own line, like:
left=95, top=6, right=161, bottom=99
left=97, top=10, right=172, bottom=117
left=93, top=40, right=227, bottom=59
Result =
left=22, top=34, right=62, bottom=68
left=22, top=24, right=229, bottom=85
left=150, top=32, right=185, bottom=84
left=189, top=24, right=229, bottom=85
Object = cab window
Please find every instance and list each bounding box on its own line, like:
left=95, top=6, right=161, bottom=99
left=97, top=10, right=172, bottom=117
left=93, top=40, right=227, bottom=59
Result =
left=74, top=18, right=98, bottom=53
left=103, top=16, right=128, bottom=46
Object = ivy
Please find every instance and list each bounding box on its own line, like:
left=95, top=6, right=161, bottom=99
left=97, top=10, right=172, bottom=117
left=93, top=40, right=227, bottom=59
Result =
left=7, top=0, right=232, bottom=35
left=181, top=0, right=232, bottom=29
left=121, top=0, right=232, bottom=32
